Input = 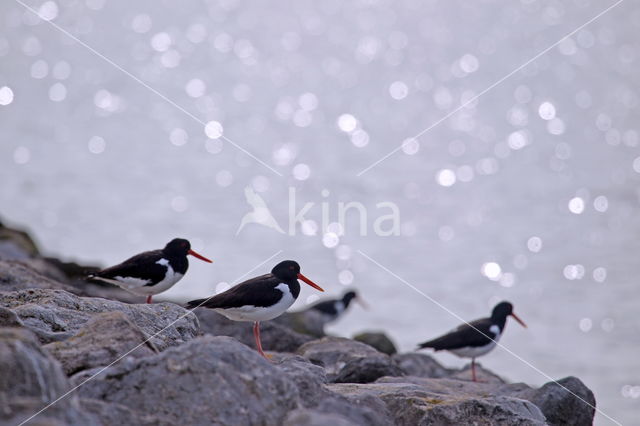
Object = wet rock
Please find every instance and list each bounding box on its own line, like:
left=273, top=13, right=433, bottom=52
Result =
left=331, top=377, right=547, bottom=426
left=72, top=336, right=299, bottom=425
left=353, top=332, right=397, bottom=355
left=392, top=353, right=453, bottom=378
left=0, top=288, right=198, bottom=349
left=194, top=308, right=313, bottom=353
left=43, top=311, right=158, bottom=375
left=0, top=328, right=93, bottom=426
left=515, top=376, right=596, bottom=426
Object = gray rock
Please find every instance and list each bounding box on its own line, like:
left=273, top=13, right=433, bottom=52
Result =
left=334, top=356, right=405, bottom=384
left=330, top=378, right=547, bottom=426
left=0, top=220, right=39, bottom=258
left=0, top=259, right=138, bottom=302
left=283, top=409, right=359, bottom=426
left=0, top=306, right=23, bottom=327
left=353, top=332, right=397, bottom=355
left=0, top=260, right=78, bottom=293
left=298, top=337, right=387, bottom=375
left=194, top=308, right=313, bottom=353
left=0, top=288, right=198, bottom=350
left=515, top=376, right=596, bottom=426
left=448, top=362, right=507, bottom=384
left=79, top=399, right=167, bottom=426
left=43, top=311, right=158, bottom=375
left=0, top=328, right=94, bottom=426
left=392, top=353, right=453, bottom=378
left=272, top=353, right=392, bottom=426
left=72, top=336, right=299, bottom=426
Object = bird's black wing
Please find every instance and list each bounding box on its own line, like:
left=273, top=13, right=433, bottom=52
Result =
left=418, top=317, right=497, bottom=350
left=90, top=250, right=167, bottom=285
left=187, top=273, right=284, bottom=309
left=309, top=299, right=339, bottom=315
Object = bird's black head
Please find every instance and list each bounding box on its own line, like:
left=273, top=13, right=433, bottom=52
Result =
left=163, top=238, right=213, bottom=263
left=343, top=291, right=357, bottom=305
left=272, top=260, right=324, bottom=292
left=491, top=301, right=527, bottom=328
left=271, top=260, right=301, bottom=281
left=491, top=301, right=513, bottom=319
left=164, top=238, right=191, bottom=256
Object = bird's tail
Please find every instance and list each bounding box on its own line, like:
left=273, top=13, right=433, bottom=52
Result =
left=416, top=339, right=440, bottom=351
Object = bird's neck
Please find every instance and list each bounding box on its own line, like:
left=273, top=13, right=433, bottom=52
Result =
left=285, top=279, right=301, bottom=299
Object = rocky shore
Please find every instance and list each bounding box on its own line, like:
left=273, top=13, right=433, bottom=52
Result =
left=0, top=221, right=596, bottom=425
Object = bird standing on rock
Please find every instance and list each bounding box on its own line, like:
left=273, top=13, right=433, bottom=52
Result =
left=417, top=301, right=527, bottom=382
left=308, top=290, right=367, bottom=327
left=88, top=238, right=212, bottom=303
left=186, top=260, right=324, bottom=359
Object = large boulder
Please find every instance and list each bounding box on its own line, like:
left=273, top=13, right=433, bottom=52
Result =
left=353, top=332, right=397, bottom=355
left=0, top=328, right=93, bottom=426
left=43, top=311, right=158, bottom=375
left=71, top=336, right=299, bottom=425
left=272, top=353, right=391, bottom=425
left=0, top=260, right=78, bottom=293
left=514, top=376, right=596, bottom=426
left=391, top=353, right=453, bottom=378
left=297, top=337, right=404, bottom=383
left=331, top=376, right=547, bottom=425
left=0, top=289, right=198, bottom=350
left=0, top=259, right=137, bottom=302
left=194, top=308, right=313, bottom=353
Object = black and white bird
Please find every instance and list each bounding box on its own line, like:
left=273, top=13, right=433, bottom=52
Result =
left=308, top=290, right=366, bottom=326
left=186, top=260, right=324, bottom=359
left=88, top=238, right=212, bottom=304
left=417, top=301, right=527, bottom=382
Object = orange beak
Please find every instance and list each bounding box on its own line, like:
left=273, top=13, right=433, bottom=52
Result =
left=188, top=249, right=213, bottom=263
left=297, top=273, right=324, bottom=292
left=511, top=312, right=527, bottom=328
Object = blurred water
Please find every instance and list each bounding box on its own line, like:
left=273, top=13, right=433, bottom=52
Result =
left=1, top=0, right=639, bottom=423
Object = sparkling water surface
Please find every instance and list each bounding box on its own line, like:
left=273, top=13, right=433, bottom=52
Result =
left=1, top=1, right=639, bottom=424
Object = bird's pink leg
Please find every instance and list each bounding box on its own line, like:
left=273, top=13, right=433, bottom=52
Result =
left=146, top=295, right=152, bottom=304
left=471, top=358, right=477, bottom=382
left=253, top=321, right=269, bottom=359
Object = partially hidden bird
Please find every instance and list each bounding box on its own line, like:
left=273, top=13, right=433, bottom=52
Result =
left=88, top=238, right=212, bottom=303
left=186, top=260, right=324, bottom=359
left=417, top=301, right=526, bottom=382
left=308, top=290, right=367, bottom=328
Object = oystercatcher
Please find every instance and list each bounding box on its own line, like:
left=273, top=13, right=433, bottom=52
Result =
left=88, top=238, right=212, bottom=303
left=308, top=290, right=367, bottom=326
left=186, top=260, right=324, bottom=359
left=417, top=301, right=527, bottom=382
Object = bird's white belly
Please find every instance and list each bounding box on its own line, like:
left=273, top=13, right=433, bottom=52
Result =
left=215, top=283, right=295, bottom=322
left=114, top=260, right=184, bottom=295
left=450, top=331, right=501, bottom=359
